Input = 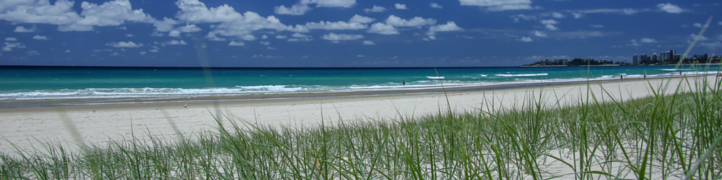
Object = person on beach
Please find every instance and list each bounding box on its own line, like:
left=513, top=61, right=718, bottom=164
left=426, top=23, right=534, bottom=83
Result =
left=403, top=80, right=405, bottom=85
left=620, top=75, right=623, bottom=81
left=644, top=75, right=646, bottom=80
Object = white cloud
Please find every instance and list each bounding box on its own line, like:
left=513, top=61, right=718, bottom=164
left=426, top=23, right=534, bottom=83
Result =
left=699, top=41, right=721, bottom=49
left=590, top=24, right=604, bottom=28
left=541, top=19, right=558, bottom=30
left=274, top=0, right=356, bottom=15
left=139, top=51, right=146, bottom=55
left=693, top=23, right=703, bottom=28
left=177, top=24, right=201, bottom=32
left=349, top=14, right=374, bottom=24
left=106, top=41, right=142, bottom=48
left=175, top=0, right=307, bottom=40
left=33, top=35, right=48, bottom=40
left=386, top=15, right=436, bottom=27
left=518, top=36, right=533, bottom=42
left=622, top=9, right=637, bottom=15
left=657, top=3, right=683, bottom=13
left=640, top=38, right=656, bottom=43
left=165, top=40, right=187, bottom=45
left=153, top=18, right=178, bottom=32
left=276, top=35, right=287, bottom=39
left=110, top=52, right=119, bottom=56
left=511, top=14, right=536, bottom=22
left=429, top=21, right=463, bottom=33
left=718, top=21, right=722, bottom=26
left=367, top=23, right=399, bottom=35
left=363, top=40, right=375, bottom=45
left=304, top=21, right=367, bottom=30
left=321, top=33, right=364, bottom=42
left=0, top=0, right=160, bottom=32
left=395, top=3, right=407, bottom=10
left=262, top=35, right=268, bottom=39
left=274, top=4, right=312, bottom=15
left=259, top=41, right=270, bottom=46
left=308, top=0, right=356, bottom=8
left=430, top=3, right=443, bottom=9
left=533, top=30, right=547, bottom=37
left=126, top=34, right=134, bottom=37
left=459, top=0, right=533, bottom=11
left=228, top=41, right=245, bottom=46
left=66, top=50, right=70, bottom=53
left=5, top=37, right=17, bottom=41
left=2, top=42, right=25, bottom=51
left=14, top=26, right=35, bottom=32
left=572, top=13, right=583, bottom=19
left=689, top=33, right=708, bottom=41
left=357, top=54, right=364, bottom=57
left=288, top=33, right=312, bottom=42
left=169, top=30, right=181, bottom=37
left=364, top=5, right=386, bottom=13
left=242, top=35, right=256, bottom=41
left=551, top=12, right=564, bottom=18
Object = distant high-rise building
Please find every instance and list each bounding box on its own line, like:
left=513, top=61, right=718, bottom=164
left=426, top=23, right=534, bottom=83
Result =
left=633, top=54, right=639, bottom=65
left=640, top=54, right=649, bottom=64
left=673, top=54, right=682, bottom=61
left=652, top=53, right=658, bottom=63
left=660, top=51, right=670, bottom=62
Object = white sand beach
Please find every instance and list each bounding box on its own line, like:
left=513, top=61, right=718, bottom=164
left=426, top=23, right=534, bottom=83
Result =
left=1, top=76, right=715, bottom=153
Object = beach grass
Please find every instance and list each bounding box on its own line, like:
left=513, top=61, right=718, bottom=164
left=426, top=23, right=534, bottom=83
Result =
left=1, top=74, right=721, bottom=179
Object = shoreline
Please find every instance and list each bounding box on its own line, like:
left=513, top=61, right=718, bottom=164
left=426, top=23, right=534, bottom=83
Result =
left=0, top=74, right=703, bottom=109
left=0, top=75, right=718, bottom=152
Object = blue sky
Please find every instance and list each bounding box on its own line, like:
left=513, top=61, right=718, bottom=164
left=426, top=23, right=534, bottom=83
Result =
left=0, top=0, right=720, bottom=67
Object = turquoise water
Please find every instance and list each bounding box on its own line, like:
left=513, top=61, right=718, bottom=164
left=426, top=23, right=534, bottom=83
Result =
left=0, top=65, right=719, bottom=100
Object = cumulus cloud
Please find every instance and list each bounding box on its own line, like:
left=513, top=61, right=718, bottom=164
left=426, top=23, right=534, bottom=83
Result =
left=321, top=33, right=364, bottom=42
left=3, top=42, right=25, bottom=51
left=693, top=23, right=704, bottom=28
left=169, top=30, right=181, bottom=37
left=518, top=36, right=533, bottom=42
left=259, top=41, right=270, bottom=46
left=288, top=33, right=313, bottom=42
left=228, top=41, right=245, bottom=46
left=541, top=19, right=558, bottom=30
left=395, top=3, right=407, bottom=9
left=364, top=5, right=386, bottom=13
left=5, top=37, right=17, bottom=41
left=349, top=14, right=374, bottom=24
left=176, top=24, right=201, bottom=32
left=574, top=8, right=640, bottom=16
left=386, top=15, right=436, bottom=27
left=459, top=0, right=533, bottom=11
left=533, top=30, right=547, bottom=37
left=511, top=14, right=536, bottom=22
left=551, top=12, right=564, bottom=18
left=367, top=23, right=399, bottom=35
left=719, top=21, right=722, bottom=26
left=640, top=38, right=656, bottom=43
left=622, top=9, right=637, bottom=15
left=164, top=40, right=187, bottom=45
left=33, top=35, right=48, bottom=40
left=304, top=21, right=367, bottom=30
left=363, top=40, right=375, bottom=45
left=262, top=35, right=268, bottom=39
left=275, top=4, right=312, bottom=15
left=657, top=3, right=683, bottom=13
left=274, top=0, right=356, bottom=15
left=429, top=22, right=463, bottom=33
left=0, top=0, right=159, bottom=32
left=106, top=41, right=142, bottom=48
left=276, top=35, right=287, bottom=39
left=590, top=24, right=604, bottom=28
left=430, top=3, right=443, bottom=9
left=14, top=26, right=35, bottom=32
left=175, top=0, right=307, bottom=40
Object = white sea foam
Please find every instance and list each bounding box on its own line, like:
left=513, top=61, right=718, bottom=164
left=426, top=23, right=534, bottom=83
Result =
left=427, top=76, right=445, bottom=79
left=495, top=73, right=548, bottom=77
left=1, top=71, right=718, bottom=100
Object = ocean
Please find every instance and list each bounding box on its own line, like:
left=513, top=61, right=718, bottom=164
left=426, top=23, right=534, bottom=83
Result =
left=0, top=65, right=719, bottom=101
